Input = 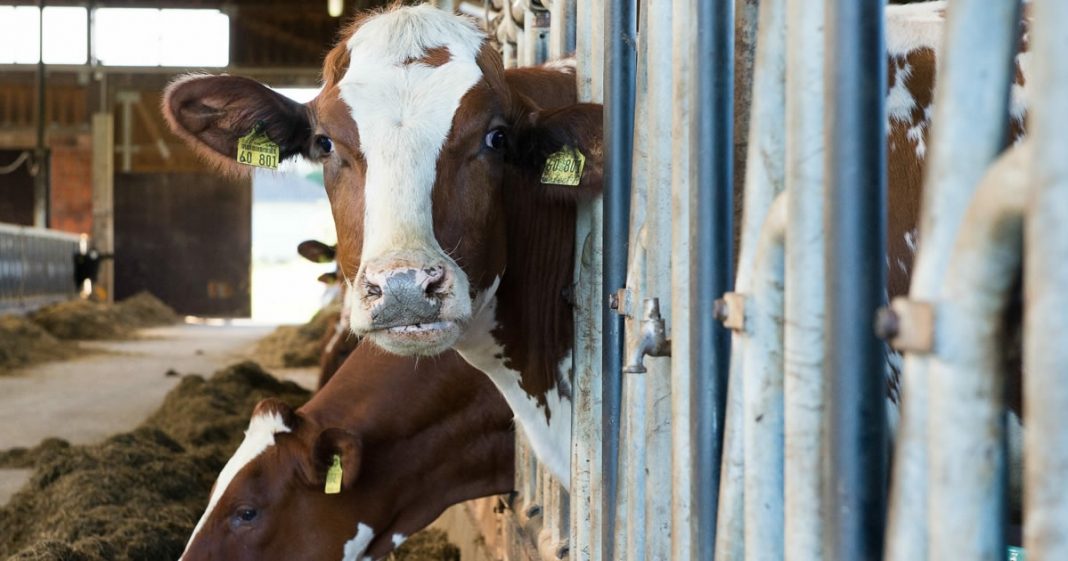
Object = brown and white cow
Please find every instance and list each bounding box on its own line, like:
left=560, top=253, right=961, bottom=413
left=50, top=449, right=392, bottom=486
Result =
left=178, top=343, right=513, bottom=561
left=164, top=4, right=600, bottom=485
left=297, top=239, right=360, bottom=388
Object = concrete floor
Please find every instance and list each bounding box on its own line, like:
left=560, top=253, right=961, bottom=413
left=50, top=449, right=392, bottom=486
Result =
left=0, top=322, right=317, bottom=505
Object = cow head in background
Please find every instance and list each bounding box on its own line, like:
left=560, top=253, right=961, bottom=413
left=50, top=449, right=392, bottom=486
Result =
left=163, top=4, right=602, bottom=357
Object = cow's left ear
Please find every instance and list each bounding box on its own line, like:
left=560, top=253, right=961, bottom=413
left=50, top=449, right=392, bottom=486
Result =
left=511, top=103, right=604, bottom=200
left=300, top=428, right=362, bottom=493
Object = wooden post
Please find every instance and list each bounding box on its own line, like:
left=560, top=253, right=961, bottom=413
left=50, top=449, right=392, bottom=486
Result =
left=91, top=112, right=114, bottom=302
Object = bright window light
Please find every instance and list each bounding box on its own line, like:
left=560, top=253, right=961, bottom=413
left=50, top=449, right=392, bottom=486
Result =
left=96, top=8, right=229, bottom=67
left=43, top=7, right=88, bottom=64
left=0, top=6, right=87, bottom=64
left=160, top=9, right=229, bottom=67
left=272, top=87, right=322, bottom=104
left=0, top=7, right=41, bottom=64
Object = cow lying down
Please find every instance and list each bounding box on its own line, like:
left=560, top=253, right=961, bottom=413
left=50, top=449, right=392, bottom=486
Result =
left=177, top=343, right=513, bottom=561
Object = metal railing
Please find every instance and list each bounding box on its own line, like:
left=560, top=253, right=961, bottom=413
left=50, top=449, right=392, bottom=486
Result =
left=0, top=223, right=81, bottom=313
left=456, top=0, right=1068, bottom=559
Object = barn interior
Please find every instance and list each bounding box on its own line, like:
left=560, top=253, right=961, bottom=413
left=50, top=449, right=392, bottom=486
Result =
left=0, top=1, right=495, bottom=559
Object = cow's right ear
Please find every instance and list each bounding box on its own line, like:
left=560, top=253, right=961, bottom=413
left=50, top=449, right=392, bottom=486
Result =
left=297, top=240, right=337, bottom=264
left=299, top=428, right=362, bottom=493
left=163, top=74, right=313, bottom=175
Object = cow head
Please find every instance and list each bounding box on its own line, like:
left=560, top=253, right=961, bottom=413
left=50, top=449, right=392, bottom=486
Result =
left=179, top=400, right=403, bottom=561
left=163, top=4, right=602, bottom=357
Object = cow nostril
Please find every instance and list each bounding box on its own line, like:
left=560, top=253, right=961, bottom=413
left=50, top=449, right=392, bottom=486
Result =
left=364, top=282, right=383, bottom=299
left=424, top=268, right=447, bottom=296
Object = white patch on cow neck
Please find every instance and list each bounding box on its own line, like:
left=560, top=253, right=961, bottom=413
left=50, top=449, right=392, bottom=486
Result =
left=454, top=294, right=573, bottom=487
left=341, top=522, right=375, bottom=561
left=886, top=1, right=944, bottom=56
left=543, top=57, right=576, bottom=73
left=392, top=533, right=407, bottom=548
left=338, top=5, right=485, bottom=260
left=180, top=412, right=291, bottom=559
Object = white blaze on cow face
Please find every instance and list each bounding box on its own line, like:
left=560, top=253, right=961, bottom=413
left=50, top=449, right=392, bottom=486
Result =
left=337, top=5, right=487, bottom=355
left=180, top=412, right=291, bottom=559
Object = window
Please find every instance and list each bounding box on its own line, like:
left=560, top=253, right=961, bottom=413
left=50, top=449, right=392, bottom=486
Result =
left=96, top=8, right=229, bottom=67
left=0, top=6, right=228, bottom=67
left=0, top=6, right=88, bottom=64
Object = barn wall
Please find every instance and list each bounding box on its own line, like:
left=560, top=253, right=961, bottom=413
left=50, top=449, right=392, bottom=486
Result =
left=50, top=137, right=94, bottom=235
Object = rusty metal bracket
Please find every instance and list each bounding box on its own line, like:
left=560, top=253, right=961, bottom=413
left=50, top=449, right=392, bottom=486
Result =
left=609, top=287, right=633, bottom=317
left=715, top=292, right=747, bottom=332
left=875, top=296, right=935, bottom=354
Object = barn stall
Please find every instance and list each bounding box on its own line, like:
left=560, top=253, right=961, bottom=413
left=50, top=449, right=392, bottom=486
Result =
left=1, top=0, right=1065, bottom=560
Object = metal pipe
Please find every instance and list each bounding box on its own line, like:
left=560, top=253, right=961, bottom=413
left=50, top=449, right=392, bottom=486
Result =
left=34, top=0, right=48, bottom=228
left=570, top=0, right=604, bottom=558
left=1024, top=0, right=1068, bottom=557
left=882, top=1, right=1020, bottom=559
left=548, top=0, right=575, bottom=59
left=601, top=0, right=636, bottom=557
left=823, top=0, right=887, bottom=557
left=742, top=192, right=787, bottom=561
left=928, top=143, right=1029, bottom=560
left=783, top=0, right=826, bottom=557
left=688, top=0, right=735, bottom=556
left=714, top=0, right=786, bottom=557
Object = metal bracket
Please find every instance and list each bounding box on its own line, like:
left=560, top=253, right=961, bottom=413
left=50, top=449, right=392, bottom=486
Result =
left=622, top=298, right=672, bottom=373
left=715, top=292, right=746, bottom=332
left=609, top=287, right=633, bottom=317
left=875, top=296, right=935, bottom=354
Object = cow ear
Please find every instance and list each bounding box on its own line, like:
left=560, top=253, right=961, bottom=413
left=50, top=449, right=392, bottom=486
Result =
left=511, top=103, right=604, bottom=201
left=163, top=74, right=313, bottom=175
left=297, top=240, right=337, bottom=264
left=301, top=428, right=362, bottom=492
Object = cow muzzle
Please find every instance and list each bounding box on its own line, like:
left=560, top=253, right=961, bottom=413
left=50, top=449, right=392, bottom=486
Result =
left=351, top=250, right=471, bottom=355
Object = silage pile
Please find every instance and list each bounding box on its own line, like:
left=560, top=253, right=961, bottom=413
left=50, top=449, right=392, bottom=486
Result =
left=0, top=361, right=463, bottom=561
left=0, top=315, right=77, bottom=374
left=0, top=362, right=310, bottom=561
left=28, top=292, right=179, bottom=341
left=253, top=303, right=340, bottom=368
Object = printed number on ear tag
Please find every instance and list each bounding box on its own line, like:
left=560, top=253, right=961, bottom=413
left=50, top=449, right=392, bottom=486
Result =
left=236, top=122, right=280, bottom=170
left=324, top=454, right=343, bottom=495
left=540, top=146, right=585, bottom=187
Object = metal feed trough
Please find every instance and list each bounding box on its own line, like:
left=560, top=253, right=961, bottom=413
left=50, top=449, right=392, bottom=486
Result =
left=446, top=0, right=1068, bottom=559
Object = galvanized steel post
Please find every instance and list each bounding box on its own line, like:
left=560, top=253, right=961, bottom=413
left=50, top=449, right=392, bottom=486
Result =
left=823, top=0, right=888, bottom=558
left=687, top=0, right=735, bottom=556
left=570, top=0, right=604, bottom=558
left=882, top=1, right=1020, bottom=559
left=1024, top=0, right=1068, bottom=556
left=783, top=0, right=827, bottom=558
left=601, top=0, right=636, bottom=557
left=714, top=0, right=786, bottom=557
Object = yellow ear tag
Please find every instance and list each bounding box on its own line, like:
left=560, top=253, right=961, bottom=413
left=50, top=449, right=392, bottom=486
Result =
left=324, top=454, right=343, bottom=495
left=540, top=146, right=585, bottom=186
left=236, top=121, right=280, bottom=170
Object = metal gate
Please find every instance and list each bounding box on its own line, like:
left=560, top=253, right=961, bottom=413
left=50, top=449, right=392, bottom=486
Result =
left=459, top=0, right=1068, bottom=559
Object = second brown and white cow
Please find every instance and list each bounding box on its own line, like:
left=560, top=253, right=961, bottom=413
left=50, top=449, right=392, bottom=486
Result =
left=178, top=343, right=513, bottom=561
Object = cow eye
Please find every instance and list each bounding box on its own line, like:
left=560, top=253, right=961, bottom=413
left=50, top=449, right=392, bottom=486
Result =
left=483, top=128, right=506, bottom=151
left=232, top=506, right=259, bottom=526
left=316, top=135, right=334, bottom=155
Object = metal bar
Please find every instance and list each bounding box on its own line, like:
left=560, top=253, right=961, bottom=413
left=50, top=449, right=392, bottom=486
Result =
left=688, top=0, right=735, bottom=554
left=34, top=0, right=48, bottom=228
left=1024, top=0, right=1068, bottom=557
left=883, top=1, right=1020, bottom=559
left=601, top=0, right=636, bottom=557
left=822, top=0, right=887, bottom=557
left=547, top=0, right=575, bottom=59
left=570, top=0, right=604, bottom=558
left=714, top=0, right=785, bottom=557
left=783, top=0, right=827, bottom=557
left=742, top=192, right=788, bottom=561
left=637, top=0, right=673, bottom=557
left=929, top=143, right=1029, bottom=560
